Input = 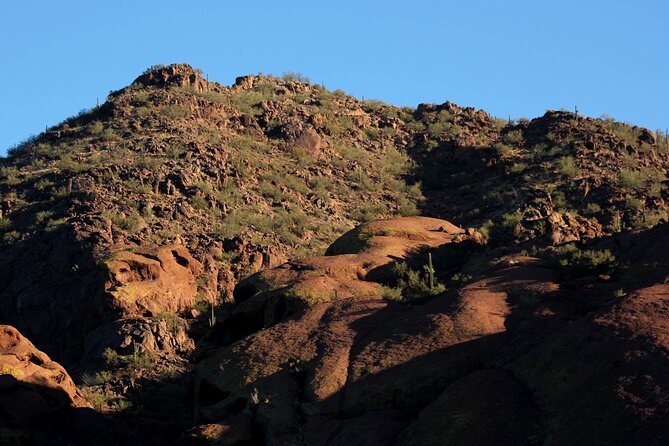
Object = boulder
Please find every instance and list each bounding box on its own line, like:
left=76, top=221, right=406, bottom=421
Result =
left=0, top=325, right=89, bottom=427
left=134, top=63, right=208, bottom=93
left=102, top=245, right=203, bottom=318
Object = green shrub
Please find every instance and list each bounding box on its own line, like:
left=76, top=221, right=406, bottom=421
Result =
left=106, top=211, right=144, bottom=232
left=502, top=129, right=524, bottom=145
left=382, top=260, right=446, bottom=303
left=282, top=71, right=311, bottom=83
left=0, top=166, right=20, bottom=185
left=380, top=285, right=403, bottom=301
left=129, top=344, right=155, bottom=370
left=0, top=218, right=12, bottom=232
left=35, top=210, right=54, bottom=224
left=501, top=210, right=523, bottom=229
left=554, top=245, right=617, bottom=278
left=89, top=121, right=104, bottom=135
left=427, top=112, right=460, bottom=139
left=2, top=230, right=21, bottom=244
left=558, top=156, right=580, bottom=178
left=102, top=348, right=119, bottom=365
left=492, top=142, right=514, bottom=156
left=350, top=204, right=387, bottom=222
left=81, top=370, right=113, bottom=386
left=160, top=105, right=188, bottom=119
left=189, top=195, right=209, bottom=210
left=619, top=168, right=646, bottom=190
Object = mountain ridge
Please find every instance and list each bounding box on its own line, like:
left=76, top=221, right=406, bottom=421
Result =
left=1, top=63, right=669, bottom=445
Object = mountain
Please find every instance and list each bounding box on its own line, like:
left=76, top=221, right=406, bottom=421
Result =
left=1, top=63, right=669, bottom=445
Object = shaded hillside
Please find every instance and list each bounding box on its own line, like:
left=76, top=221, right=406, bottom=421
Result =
left=408, top=103, right=669, bottom=245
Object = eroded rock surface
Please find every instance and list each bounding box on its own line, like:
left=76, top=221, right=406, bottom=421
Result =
left=192, top=217, right=669, bottom=445
left=0, top=324, right=89, bottom=426
left=102, top=245, right=203, bottom=317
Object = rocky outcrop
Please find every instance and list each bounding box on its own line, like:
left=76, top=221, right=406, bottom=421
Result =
left=191, top=217, right=669, bottom=445
left=193, top=217, right=496, bottom=443
left=102, top=245, right=203, bottom=318
left=134, top=63, right=211, bottom=93
left=0, top=325, right=89, bottom=427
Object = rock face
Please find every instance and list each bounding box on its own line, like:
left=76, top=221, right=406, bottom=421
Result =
left=102, top=245, right=203, bottom=317
left=192, top=216, right=669, bottom=445
left=134, top=63, right=210, bottom=92
left=0, top=325, right=89, bottom=427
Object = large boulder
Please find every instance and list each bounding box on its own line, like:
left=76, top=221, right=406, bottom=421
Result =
left=0, top=325, right=89, bottom=427
left=102, top=245, right=203, bottom=318
left=133, top=63, right=209, bottom=93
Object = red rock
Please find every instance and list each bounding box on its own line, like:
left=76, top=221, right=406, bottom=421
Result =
left=0, top=325, right=89, bottom=427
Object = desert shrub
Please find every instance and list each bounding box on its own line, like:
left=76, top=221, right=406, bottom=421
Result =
left=382, top=260, right=446, bottom=303
left=81, top=370, right=113, bottom=387
left=166, top=144, right=187, bottom=159
left=106, top=211, right=144, bottom=232
left=501, top=210, right=523, bottom=229
left=33, top=178, right=54, bottom=191
left=618, top=168, right=646, bottom=190
left=89, top=121, right=104, bottom=135
left=428, top=112, right=460, bottom=139
left=282, top=173, right=310, bottom=195
left=323, top=115, right=355, bottom=136
left=129, top=344, right=155, bottom=370
left=160, top=105, right=188, bottom=119
left=81, top=387, right=110, bottom=411
left=558, top=156, right=580, bottom=178
left=553, top=245, right=617, bottom=278
left=0, top=166, right=20, bottom=185
left=282, top=71, right=311, bottom=83
left=630, top=209, right=668, bottom=229
left=45, top=218, right=67, bottom=232
left=51, top=186, right=70, bottom=199
left=509, top=163, right=527, bottom=174
left=0, top=218, right=12, bottom=233
left=502, top=129, right=524, bottom=145
left=199, top=90, right=229, bottom=104
left=624, top=196, right=644, bottom=211
left=397, top=196, right=419, bottom=216
left=54, top=154, right=86, bottom=173
left=230, top=90, right=266, bottom=116
left=35, top=210, right=54, bottom=224
left=350, top=204, right=387, bottom=222
left=257, top=180, right=285, bottom=201
left=155, top=312, right=182, bottom=334
left=189, top=195, right=209, bottom=210
left=492, top=141, right=514, bottom=156
left=362, top=99, right=386, bottom=113
left=528, top=143, right=548, bottom=162
left=335, top=144, right=367, bottom=163
left=102, top=348, right=119, bottom=365
left=143, top=64, right=165, bottom=74
left=2, top=230, right=21, bottom=244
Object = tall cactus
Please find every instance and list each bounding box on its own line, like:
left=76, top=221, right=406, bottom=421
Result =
left=424, top=252, right=435, bottom=291
left=209, top=302, right=216, bottom=327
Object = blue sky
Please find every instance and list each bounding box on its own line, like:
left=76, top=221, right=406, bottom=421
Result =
left=1, top=0, right=667, bottom=155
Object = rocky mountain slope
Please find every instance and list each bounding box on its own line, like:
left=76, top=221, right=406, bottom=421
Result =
left=1, top=63, right=668, bottom=445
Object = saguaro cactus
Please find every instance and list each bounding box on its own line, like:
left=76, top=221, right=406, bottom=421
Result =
left=424, top=252, right=435, bottom=291
left=209, top=302, right=216, bottom=327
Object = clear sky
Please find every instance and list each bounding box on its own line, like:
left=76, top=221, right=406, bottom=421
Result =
left=1, top=0, right=667, bottom=155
